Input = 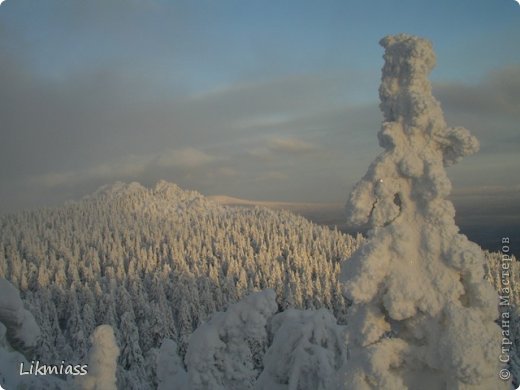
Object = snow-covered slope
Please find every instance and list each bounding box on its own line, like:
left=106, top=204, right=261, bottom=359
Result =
left=0, top=180, right=360, bottom=389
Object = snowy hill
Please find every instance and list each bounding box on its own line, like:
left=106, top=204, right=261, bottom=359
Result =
left=0, top=180, right=360, bottom=389
left=0, top=180, right=518, bottom=389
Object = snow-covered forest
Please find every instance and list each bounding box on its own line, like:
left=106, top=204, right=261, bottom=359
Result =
left=0, top=179, right=518, bottom=389
left=0, top=180, right=361, bottom=388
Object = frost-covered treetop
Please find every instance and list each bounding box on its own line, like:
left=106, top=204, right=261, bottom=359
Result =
left=379, top=34, right=479, bottom=165
left=341, top=34, right=504, bottom=389
left=347, top=34, right=480, bottom=229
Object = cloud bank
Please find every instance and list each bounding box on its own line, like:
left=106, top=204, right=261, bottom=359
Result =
left=0, top=1, right=517, bottom=215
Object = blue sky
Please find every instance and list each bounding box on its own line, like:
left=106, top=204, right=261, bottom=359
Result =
left=0, top=0, right=518, bottom=220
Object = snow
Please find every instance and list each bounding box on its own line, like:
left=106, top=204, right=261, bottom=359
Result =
left=340, top=34, right=506, bottom=389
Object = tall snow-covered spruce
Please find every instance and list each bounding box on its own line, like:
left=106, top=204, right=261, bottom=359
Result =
left=341, top=34, right=505, bottom=389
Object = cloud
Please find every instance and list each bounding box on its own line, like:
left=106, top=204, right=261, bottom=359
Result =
left=432, top=65, right=519, bottom=180
left=0, top=7, right=371, bottom=211
left=156, top=147, right=215, bottom=168
left=450, top=185, right=520, bottom=248
left=450, top=184, right=520, bottom=221
left=267, top=137, right=317, bottom=154
left=232, top=114, right=292, bottom=131
left=214, top=167, right=239, bottom=178
left=451, top=184, right=520, bottom=197
left=28, top=156, right=148, bottom=189
left=0, top=1, right=517, bottom=213
left=188, top=73, right=351, bottom=114
left=245, top=137, right=320, bottom=161
left=434, top=65, right=520, bottom=118
left=28, top=148, right=216, bottom=189
left=29, top=172, right=77, bottom=189
left=256, top=171, right=288, bottom=181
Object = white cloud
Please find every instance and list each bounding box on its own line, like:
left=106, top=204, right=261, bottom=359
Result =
left=434, top=65, right=520, bottom=118
left=155, top=147, right=215, bottom=168
left=451, top=184, right=520, bottom=197
left=214, top=167, right=239, bottom=178
left=268, top=137, right=317, bottom=153
left=232, top=114, right=292, bottom=130
left=256, top=171, right=287, bottom=181
left=28, top=148, right=215, bottom=189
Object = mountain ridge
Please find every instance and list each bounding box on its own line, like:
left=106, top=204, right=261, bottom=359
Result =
left=0, top=179, right=360, bottom=389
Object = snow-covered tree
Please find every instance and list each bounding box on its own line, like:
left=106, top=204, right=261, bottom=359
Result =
left=0, top=278, right=66, bottom=390
left=257, top=308, right=347, bottom=390
left=76, top=325, right=119, bottom=390
left=0, top=277, right=40, bottom=357
left=340, top=34, right=505, bottom=389
left=156, top=339, right=188, bottom=390
left=158, top=289, right=349, bottom=390
left=184, top=289, right=278, bottom=390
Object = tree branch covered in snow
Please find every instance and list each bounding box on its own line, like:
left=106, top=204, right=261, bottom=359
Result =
left=341, top=34, right=505, bottom=389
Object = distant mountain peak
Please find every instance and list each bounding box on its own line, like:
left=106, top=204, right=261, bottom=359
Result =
left=153, top=180, right=190, bottom=198
left=85, top=181, right=147, bottom=200
left=83, top=180, right=205, bottom=202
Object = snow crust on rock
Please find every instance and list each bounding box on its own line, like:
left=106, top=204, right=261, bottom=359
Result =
left=341, top=34, right=505, bottom=389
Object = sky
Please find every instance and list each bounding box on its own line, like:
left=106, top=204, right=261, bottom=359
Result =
left=0, top=0, right=519, bottom=227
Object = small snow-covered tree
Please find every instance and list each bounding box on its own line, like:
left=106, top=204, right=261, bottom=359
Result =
left=0, top=285, right=66, bottom=390
left=0, top=277, right=40, bottom=357
left=118, top=310, right=144, bottom=372
left=76, top=324, right=119, bottom=390
left=341, top=34, right=505, bottom=389
left=156, top=339, right=188, bottom=390
left=256, top=308, right=347, bottom=390
left=184, top=289, right=278, bottom=390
